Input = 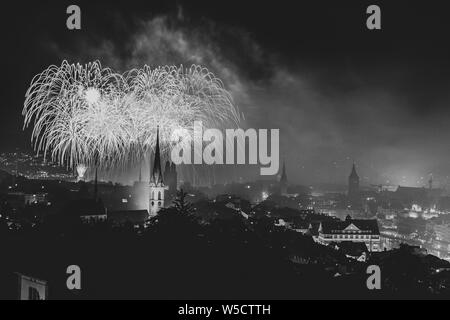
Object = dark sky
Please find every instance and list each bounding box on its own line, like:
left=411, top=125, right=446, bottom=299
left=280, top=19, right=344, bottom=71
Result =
left=2, top=0, right=450, bottom=187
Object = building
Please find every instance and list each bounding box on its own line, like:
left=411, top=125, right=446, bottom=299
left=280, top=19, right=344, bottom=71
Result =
left=394, top=183, right=444, bottom=210
left=377, top=200, right=404, bottom=220
left=347, top=163, right=360, bottom=207
left=426, top=222, right=450, bottom=259
left=164, top=161, right=178, bottom=194
left=5, top=191, right=49, bottom=208
left=75, top=198, right=107, bottom=223
left=132, top=163, right=150, bottom=211
left=433, top=224, right=450, bottom=244
left=24, top=193, right=48, bottom=206
left=318, top=215, right=381, bottom=252
left=17, top=273, right=48, bottom=300
left=148, top=127, right=168, bottom=217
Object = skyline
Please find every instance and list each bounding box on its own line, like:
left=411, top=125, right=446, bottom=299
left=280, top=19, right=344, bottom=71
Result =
left=0, top=148, right=442, bottom=192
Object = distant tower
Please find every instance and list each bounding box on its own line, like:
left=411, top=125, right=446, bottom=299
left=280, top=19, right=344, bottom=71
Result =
left=280, top=161, right=288, bottom=196
left=348, top=163, right=360, bottom=200
left=149, top=127, right=168, bottom=217
left=164, top=161, right=172, bottom=192
left=163, top=161, right=178, bottom=194
left=429, top=174, right=433, bottom=190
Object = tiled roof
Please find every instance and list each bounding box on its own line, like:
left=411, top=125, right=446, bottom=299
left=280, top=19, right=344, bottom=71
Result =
left=320, top=219, right=379, bottom=235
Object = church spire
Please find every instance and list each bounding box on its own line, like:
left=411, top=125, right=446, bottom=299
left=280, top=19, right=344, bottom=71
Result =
left=349, top=162, right=359, bottom=179
left=348, top=162, right=360, bottom=203
left=148, top=126, right=167, bottom=216
left=151, top=126, right=164, bottom=186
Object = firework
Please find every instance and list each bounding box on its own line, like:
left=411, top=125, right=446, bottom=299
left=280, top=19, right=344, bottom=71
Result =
left=23, top=60, right=240, bottom=171
left=76, top=163, right=87, bottom=181
left=23, top=60, right=130, bottom=169
left=127, top=64, right=240, bottom=156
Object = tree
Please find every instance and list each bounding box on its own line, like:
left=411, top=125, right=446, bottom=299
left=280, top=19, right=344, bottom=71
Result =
left=173, top=189, right=194, bottom=215
left=146, top=189, right=198, bottom=238
left=0, top=215, right=8, bottom=234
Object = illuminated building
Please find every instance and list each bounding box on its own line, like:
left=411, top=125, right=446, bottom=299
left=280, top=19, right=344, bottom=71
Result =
left=164, top=161, right=178, bottom=194
left=318, top=215, right=381, bottom=252
left=17, top=274, right=48, bottom=300
left=24, top=193, right=48, bottom=205
left=148, top=127, right=168, bottom=216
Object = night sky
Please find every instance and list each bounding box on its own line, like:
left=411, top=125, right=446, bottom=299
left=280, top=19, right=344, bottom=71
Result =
left=2, top=0, right=450, bottom=187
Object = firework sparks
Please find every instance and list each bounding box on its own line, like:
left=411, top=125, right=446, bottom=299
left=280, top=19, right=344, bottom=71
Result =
left=23, top=60, right=240, bottom=172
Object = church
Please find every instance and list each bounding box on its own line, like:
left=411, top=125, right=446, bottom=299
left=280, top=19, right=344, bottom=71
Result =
left=148, top=127, right=177, bottom=217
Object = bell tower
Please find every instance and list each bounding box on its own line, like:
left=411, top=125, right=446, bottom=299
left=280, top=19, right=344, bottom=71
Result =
left=348, top=162, right=360, bottom=202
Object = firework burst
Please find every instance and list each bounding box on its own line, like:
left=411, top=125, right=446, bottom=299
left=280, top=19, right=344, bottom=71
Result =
left=23, top=60, right=129, bottom=169
left=23, top=60, right=240, bottom=173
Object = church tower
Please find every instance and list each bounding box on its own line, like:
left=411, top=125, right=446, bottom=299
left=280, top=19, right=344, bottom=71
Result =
left=348, top=163, right=360, bottom=201
left=280, top=161, right=288, bottom=196
left=149, top=127, right=168, bottom=217
left=163, top=161, right=178, bottom=195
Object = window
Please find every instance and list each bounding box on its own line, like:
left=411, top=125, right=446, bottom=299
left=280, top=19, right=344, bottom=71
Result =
left=158, top=191, right=161, bottom=200
left=28, top=287, right=40, bottom=300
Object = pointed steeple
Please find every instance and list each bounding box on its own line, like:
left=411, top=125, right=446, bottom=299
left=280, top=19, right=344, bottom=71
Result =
left=349, top=162, right=359, bottom=179
left=348, top=162, right=360, bottom=201
left=151, top=126, right=164, bottom=186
